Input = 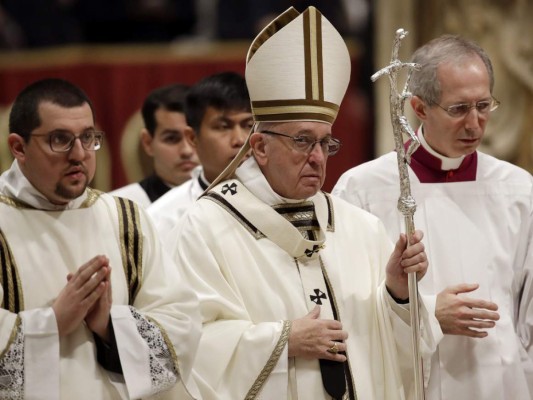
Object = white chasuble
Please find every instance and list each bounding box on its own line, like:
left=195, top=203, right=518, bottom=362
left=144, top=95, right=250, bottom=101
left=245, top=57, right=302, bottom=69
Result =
left=169, top=158, right=440, bottom=400
left=0, top=161, right=201, bottom=400
left=204, top=180, right=346, bottom=399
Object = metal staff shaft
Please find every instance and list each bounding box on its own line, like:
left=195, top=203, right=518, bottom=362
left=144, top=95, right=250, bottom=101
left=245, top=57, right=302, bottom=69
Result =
left=371, top=28, right=425, bottom=400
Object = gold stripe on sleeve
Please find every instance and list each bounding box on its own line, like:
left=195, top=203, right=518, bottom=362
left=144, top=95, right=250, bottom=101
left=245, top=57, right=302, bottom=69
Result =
left=114, top=197, right=143, bottom=305
left=0, top=229, right=23, bottom=313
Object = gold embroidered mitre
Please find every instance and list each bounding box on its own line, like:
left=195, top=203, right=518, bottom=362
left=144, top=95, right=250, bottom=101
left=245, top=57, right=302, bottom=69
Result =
left=207, top=6, right=350, bottom=189
left=246, top=6, right=351, bottom=124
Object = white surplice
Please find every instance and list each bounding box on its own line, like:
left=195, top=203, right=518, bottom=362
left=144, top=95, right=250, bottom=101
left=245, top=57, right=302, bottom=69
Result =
left=0, top=160, right=201, bottom=399
left=168, top=157, right=440, bottom=400
left=148, top=166, right=206, bottom=237
left=333, top=150, right=533, bottom=400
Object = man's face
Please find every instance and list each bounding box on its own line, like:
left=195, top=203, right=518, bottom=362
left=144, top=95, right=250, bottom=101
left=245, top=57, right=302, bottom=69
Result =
left=192, top=107, right=254, bottom=182
left=13, top=101, right=97, bottom=205
left=412, top=56, right=492, bottom=158
left=252, top=121, right=331, bottom=200
left=142, top=108, right=199, bottom=186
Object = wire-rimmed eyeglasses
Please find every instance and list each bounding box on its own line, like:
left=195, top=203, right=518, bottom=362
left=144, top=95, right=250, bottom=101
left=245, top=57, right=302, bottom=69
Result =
left=434, top=97, right=500, bottom=118
left=31, top=131, right=105, bottom=153
left=260, top=130, right=341, bottom=156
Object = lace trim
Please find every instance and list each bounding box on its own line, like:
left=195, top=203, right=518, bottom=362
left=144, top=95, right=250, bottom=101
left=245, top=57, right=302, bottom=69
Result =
left=130, top=307, right=177, bottom=394
left=0, top=318, right=24, bottom=399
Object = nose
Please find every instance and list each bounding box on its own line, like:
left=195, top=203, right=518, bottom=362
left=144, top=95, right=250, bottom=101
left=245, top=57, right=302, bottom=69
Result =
left=231, top=126, right=247, bottom=147
left=464, top=108, right=482, bottom=130
left=180, top=138, right=195, bottom=157
left=308, top=141, right=327, bottom=164
left=67, top=137, right=86, bottom=160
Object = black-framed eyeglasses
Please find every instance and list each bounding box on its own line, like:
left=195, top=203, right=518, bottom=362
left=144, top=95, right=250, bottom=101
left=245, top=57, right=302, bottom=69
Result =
left=260, top=130, right=341, bottom=156
left=31, top=131, right=105, bottom=152
left=434, top=97, right=500, bottom=118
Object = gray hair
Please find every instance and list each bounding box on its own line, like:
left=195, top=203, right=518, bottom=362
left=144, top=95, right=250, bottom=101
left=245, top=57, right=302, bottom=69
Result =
left=255, top=121, right=279, bottom=132
left=408, top=34, right=494, bottom=105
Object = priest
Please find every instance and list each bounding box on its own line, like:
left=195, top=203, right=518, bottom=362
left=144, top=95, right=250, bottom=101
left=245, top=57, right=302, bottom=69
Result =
left=0, top=78, right=201, bottom=399
left=334, top=34, right=533, bottom=399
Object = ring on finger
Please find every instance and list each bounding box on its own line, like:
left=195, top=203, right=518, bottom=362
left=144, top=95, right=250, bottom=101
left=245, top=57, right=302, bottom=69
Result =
left=327, top=342, right=339, bottom=354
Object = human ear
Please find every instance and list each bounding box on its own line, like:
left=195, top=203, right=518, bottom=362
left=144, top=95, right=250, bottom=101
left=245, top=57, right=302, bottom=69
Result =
left=8, top=133, right=26, bottom=161
left=411, top=96, right=428, bottom=120
left=250, top=133, right=267, bottom=166
left=183, top=126, right=197, bottom=149
left=140, top=129, right=154, bottom=157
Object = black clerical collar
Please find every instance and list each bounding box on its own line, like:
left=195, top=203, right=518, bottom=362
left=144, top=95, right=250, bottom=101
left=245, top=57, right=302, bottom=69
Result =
left=197, top=174, right=209, bottom=191
left=139, top=174, right=171, bottom=203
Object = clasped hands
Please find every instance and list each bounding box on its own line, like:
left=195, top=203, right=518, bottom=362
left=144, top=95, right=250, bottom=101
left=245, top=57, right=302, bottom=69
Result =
left=52, top=255, right=113, bottom=342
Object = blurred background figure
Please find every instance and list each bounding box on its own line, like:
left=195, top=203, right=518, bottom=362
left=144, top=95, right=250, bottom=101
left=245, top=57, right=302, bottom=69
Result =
left=148, top=71, right=253, bottom=236
left=110, top=83, right=199, bottom=207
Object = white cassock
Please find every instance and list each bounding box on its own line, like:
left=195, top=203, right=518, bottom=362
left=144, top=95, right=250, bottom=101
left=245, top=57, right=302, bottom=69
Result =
left=333, top=148, right=533, bottom=400
left=148, top=166, right=207, bottom=237
left=0, top=161, right=201, bottom=400
left=110, top=174, right=176, bottom=209
left=168, top=157, right=441, bottom=400
left=109, top=182, right=151, bottom=208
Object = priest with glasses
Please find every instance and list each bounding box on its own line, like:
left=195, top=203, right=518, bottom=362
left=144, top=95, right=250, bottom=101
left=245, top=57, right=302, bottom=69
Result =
left=334, top=34, right=533, bottom=400
left=0, top=78, right=201, bottom=399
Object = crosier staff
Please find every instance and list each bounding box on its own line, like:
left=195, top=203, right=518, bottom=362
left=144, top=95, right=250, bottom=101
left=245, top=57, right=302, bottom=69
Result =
left=371, top=28, right=425, bottom=400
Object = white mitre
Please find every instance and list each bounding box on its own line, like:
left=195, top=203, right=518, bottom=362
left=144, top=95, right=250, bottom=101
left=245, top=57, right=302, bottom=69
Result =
left=209, top=6, right=351, bottom=188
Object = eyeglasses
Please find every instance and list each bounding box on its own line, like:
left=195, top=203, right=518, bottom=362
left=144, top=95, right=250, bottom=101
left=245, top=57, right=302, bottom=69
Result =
left=32, top=131, right=105, bottom=152
left=434, top=97, right=500, bottom=118
left=260, top=130, right=341, bottom=156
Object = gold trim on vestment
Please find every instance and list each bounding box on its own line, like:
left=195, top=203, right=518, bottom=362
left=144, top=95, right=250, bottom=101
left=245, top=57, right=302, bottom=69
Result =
left=81, top=187, right=101, bottom=207
left=0, top=187, right=101, bottom=209
left=323, top=192, right=335, bottom=232
left=0, top=194, right=29, bottom=209
left=203, top=193, right=265, bottom=240
left=0, top=316, right=21, bottom=360
left=0, top=229, right=24, bottom=313
left=245, top=320, right=292, bottom=400
left=250, top=102, right=338, bottom=124
left=247, top=7, right=300, bottom=62
left=114, top=197, right=143, bottom=305
left=273, top=201, right=320, bottom=239
left=304, top=7, right=323, bottom=102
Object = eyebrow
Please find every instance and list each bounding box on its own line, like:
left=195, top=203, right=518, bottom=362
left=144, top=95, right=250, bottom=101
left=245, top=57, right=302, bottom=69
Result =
left=449, top=97, right=492, bottom=105
left=295, top=129, right=332, bottom=137
left=160, top=129, right=183, bottom=135
left=48, top=128, right=97, bottom=135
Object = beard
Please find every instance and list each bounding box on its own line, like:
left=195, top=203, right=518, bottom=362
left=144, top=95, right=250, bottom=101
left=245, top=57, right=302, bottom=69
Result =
left=54, top=172, right=89, bottom=200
